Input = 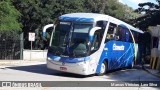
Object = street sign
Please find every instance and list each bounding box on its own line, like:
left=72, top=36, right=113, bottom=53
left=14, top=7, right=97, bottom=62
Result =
left=29, top=32, right=35, bottom=41
left=28, top=32, right=35, bottom=60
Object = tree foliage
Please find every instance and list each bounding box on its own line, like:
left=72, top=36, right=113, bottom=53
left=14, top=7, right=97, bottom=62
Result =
left=84, top=0, right=107, bottom=13
left=0, top=0, right=21, bottom=31
left=84, top=0, right=133, bottom=20
left=12, top=0, right=87, bottom=49
left=107, top=0, right=125, bottom=19
left=122, top=5, right=141, bottom=22
left=11, top=0, right=140, bottom=49
left=133, top=0, right=160, bottom=30
left=0, top=0, right=22, bottom=41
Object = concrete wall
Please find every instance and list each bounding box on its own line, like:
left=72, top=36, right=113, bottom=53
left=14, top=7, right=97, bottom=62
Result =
left=23, top=50, right=47, bottom=60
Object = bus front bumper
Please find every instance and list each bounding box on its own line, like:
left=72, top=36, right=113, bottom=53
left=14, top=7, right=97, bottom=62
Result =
left=47, top=59, right=93, bottom=75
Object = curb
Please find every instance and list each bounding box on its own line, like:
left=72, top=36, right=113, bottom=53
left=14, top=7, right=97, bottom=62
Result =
left=0, top=60, right=46, bottom=66
left=143, top=65, right=160, bottom=78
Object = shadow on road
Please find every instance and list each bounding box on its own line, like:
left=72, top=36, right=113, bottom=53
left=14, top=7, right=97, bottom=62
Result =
left=7, top=64, right=90, bottom=78
left=6, top=64, right=160, bottom=89
left=7, top=64, right=160, bottom=80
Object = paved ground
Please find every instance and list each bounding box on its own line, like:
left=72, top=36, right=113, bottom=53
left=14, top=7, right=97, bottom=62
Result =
left=0, top=60, right=159, bottom=90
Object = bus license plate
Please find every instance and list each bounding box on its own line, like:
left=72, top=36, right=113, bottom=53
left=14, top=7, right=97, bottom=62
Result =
left=60, top=67, right=67, bottom=71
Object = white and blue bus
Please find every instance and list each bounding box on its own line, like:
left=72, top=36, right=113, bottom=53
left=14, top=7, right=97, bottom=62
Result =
left=43, top=13, right=144, bottom=75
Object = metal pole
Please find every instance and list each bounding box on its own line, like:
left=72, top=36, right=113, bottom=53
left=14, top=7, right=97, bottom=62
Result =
left=4, top=39, right=6, bottom=60
left=30, top=41, right=32, bottom=60
left=20, top=33, right=24, bottom=60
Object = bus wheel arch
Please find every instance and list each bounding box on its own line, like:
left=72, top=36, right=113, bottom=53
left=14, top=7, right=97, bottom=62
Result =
left=97, top=59, right=108, bottom=76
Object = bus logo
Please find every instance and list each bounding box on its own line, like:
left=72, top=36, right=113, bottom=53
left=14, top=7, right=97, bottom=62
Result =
left=113, top=44, right=124, bottom=50
left=62, top=62, right=65, bottom=66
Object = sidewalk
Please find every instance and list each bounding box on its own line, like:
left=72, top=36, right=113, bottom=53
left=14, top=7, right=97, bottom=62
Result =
left=143, top=64, right=160, bottom=78
left=0, top=59, right=46, bottom=66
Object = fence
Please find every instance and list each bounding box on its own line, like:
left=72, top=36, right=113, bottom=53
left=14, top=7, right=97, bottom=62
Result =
left=0, top=40, right=22, bottom=60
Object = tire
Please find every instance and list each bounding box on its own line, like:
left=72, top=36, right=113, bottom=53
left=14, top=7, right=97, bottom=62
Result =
left=97, top=61, right=107, bottom=76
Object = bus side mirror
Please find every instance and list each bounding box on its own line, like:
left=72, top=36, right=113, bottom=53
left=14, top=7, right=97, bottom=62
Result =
left=89, top=27, right=101, bottom=41
left=42, top=24, right=54, bottom=37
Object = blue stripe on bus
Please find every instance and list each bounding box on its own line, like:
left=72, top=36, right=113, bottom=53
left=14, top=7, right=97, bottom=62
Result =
left=89, top=36, right=94, bottom=41
left=96, top=40, right=135, bottom=73
left=59, top=16, right=94, bottom=22
left=47, top=53, right=90, bottom=63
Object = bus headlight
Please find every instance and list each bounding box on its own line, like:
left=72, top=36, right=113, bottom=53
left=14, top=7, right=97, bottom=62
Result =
left=47, top=57, right=61, bottom=61
left=47, top=57, right=52, bottom=61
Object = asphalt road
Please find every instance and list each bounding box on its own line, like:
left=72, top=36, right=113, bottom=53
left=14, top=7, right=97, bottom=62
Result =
left=0, top=61, right=160, bottom=90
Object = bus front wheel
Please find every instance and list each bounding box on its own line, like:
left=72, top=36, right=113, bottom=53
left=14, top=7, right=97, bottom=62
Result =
left=97, top=61, right=107, bottom=76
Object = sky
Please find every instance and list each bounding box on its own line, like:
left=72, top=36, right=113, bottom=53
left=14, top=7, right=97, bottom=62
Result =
left=118, top=0, right=158, bottom=9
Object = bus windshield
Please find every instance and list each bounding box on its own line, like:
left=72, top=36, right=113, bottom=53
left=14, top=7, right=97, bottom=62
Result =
left=50, top=21, right=93, bottom=57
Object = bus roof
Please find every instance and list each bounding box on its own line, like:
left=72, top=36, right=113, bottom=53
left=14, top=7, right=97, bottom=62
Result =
left=59, top=13, right=143, bottom=33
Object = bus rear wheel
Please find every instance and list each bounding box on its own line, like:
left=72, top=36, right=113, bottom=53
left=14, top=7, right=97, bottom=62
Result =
left=97, top=61, right=107, bottom=76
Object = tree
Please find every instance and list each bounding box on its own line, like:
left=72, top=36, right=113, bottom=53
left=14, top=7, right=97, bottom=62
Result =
left=84, top=0, right=125, bottom=19
left=107, top=0, right=125, bottom=19
left=0, top=0, right=22, bottom=40
left=133, top=0, right=160, bottom=30
left=84, top=0, right=107, bottom=13
left=12, top=0, right=140, bottom=49
left=122, top=5, right=141, bottom=22
left=0, top=0, right=21, bottom=31
left=13, top=0, right=86, bottom=49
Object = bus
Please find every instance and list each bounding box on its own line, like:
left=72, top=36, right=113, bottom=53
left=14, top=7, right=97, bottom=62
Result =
left=43, top=13, right=144, bottom=75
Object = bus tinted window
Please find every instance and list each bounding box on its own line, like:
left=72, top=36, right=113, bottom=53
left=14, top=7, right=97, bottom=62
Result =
left=117, top=26, right=126, bottom=42
left=117, top=26, right=134, bottom=42
left=106, top=23, right=118, bottom=41
left=96, top=21, right=108, bottom=30
left=129, top=30, right=139, bottom=43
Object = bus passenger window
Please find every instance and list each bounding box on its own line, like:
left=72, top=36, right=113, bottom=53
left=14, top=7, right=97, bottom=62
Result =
left=129, top=31, right=133, bottom=42
left=121, top=28, right=127, bottom=41
left=129, top=31, right=138, bottom=43
left=117, top=26, right=131, bottom=42
left=125, top=30, right=130, bottom=42
left=132, top=31, right=138, bottom=43
left=106, top=23, right=118, bottom=41
left=96, top=21, right=107, bottom=30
